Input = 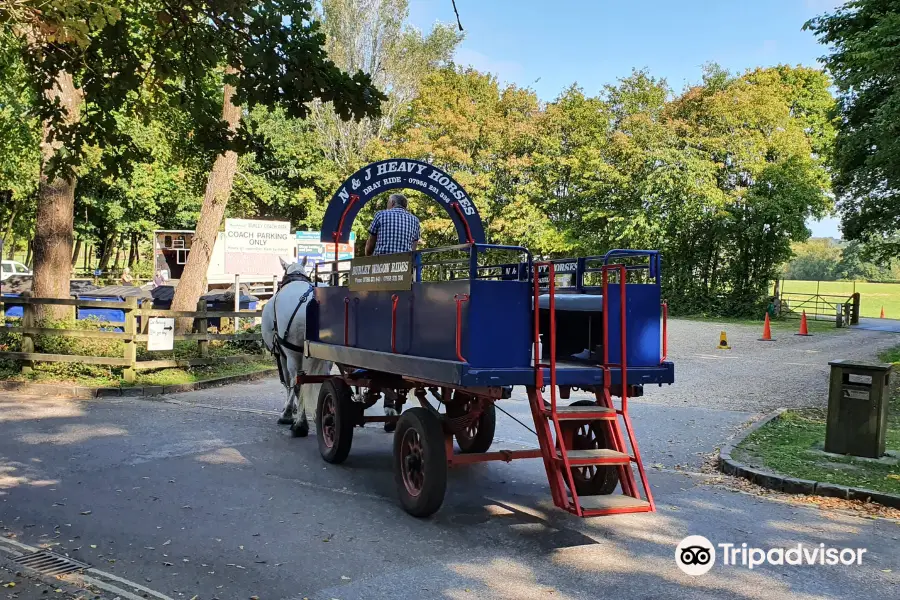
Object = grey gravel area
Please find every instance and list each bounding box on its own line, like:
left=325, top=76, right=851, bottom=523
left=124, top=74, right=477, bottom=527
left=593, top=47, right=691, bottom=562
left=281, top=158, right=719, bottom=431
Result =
left=639, top=319, right=899, bottom=411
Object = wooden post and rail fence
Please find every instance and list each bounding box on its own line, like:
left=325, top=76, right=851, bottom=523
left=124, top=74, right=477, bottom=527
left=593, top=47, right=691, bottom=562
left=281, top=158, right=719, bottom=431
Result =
left=0, top=295, right=264, bottom=382
left=774, top=285, right=861, bottom=327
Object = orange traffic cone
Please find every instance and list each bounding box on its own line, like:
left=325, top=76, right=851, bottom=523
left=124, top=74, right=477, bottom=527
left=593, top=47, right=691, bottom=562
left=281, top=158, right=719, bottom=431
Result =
left=880, top=306, right=885, bottom=319
left=759, top=313, right=774, bottom=341
left=796, top=310, right=811, bottom=336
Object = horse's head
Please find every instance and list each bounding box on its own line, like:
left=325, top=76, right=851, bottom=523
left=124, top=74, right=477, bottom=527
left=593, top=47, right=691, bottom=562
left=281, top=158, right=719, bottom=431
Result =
left=280, top=256, right=312, bottom=284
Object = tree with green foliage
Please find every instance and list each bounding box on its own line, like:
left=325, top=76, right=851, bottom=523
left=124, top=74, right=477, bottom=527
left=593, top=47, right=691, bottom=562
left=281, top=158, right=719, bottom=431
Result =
left=0, top=31, right=40, bottom=259
left=229, top=0, right=459, bottom=233
left=782, top=238, right=843, bottom=280
left=308, top=0, right=461, bottom=173
left=375, top=65, right=568, bottom=253
left=229, top=104, right=341, bottom=227
left=529, top=65, right=834, bottom=314
left=1, top=1, right=383, bottom=320
left=805, top=0, right=900, bottom=259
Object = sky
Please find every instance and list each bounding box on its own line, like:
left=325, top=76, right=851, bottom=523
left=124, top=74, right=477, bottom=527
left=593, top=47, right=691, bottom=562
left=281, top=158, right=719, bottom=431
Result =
left=407, top=0, right=845, bottom=238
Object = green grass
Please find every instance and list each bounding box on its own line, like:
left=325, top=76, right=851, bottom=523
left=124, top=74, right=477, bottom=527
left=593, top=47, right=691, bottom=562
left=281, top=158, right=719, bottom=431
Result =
left=733, top=344, right=900, bottom=496
left=680, top=314, right=841, bottom=334
left=0, top=357, right=275, bottom=388
left=778, top=280, right=900, bottom=319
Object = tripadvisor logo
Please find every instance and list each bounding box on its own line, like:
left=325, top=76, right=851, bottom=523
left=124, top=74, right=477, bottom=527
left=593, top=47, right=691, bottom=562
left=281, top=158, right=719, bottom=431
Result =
left=676, top=535, right=716, bottom=576
left=675, top=536, right=868, bottom=575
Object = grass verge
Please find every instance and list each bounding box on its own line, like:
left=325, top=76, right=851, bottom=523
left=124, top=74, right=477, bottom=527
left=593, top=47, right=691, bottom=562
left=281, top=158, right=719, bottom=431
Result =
left=680, top=314, right=841, bottom=334
left=0, top=358, right=275, bottom=388
left=733, top=344, right=900, bottom=496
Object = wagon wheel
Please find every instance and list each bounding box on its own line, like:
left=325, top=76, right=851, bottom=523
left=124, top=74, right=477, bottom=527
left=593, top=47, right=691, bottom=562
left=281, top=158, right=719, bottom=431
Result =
left=393, top=407, right=447, bottom=517
left=558, top=400, right=619, bottom=496
left=316, top=379, right=357, bottom=464
left=447, top=392, right=496, bottom=454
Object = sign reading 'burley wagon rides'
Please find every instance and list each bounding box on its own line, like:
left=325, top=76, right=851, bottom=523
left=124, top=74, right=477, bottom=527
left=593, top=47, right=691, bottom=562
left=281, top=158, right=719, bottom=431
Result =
left=348, top=253, right=414, bottom=292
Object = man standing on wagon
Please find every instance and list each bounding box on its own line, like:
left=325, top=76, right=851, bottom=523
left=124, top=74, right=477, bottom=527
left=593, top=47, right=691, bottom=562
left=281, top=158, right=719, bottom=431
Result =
left=365, top=193, right=421, bottom=256
left=363, top=192, right=421, bottom=431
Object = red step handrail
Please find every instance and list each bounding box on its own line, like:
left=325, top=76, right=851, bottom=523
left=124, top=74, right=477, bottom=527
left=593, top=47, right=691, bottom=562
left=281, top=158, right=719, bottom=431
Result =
left=602, top=263, right=655, bottom=510
left=390, top=294, right=399, bottom=353
left=453, top=293, right=470, bottom=362
left=661, top=300, right=668, bottom=363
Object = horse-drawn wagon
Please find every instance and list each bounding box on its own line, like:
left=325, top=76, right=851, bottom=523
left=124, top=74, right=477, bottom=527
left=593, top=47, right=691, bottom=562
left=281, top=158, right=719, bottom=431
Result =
left=265, top=159, right=674, bottom=518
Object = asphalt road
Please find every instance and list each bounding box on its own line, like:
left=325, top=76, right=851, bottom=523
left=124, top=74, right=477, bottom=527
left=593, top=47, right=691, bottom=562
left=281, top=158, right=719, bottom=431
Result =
left=0, top=320, right=898, bottom=599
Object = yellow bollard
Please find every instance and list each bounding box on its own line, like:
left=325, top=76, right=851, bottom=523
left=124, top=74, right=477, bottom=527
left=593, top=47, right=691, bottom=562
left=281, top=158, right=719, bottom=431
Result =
left=717, top=331, right=731, bottom=350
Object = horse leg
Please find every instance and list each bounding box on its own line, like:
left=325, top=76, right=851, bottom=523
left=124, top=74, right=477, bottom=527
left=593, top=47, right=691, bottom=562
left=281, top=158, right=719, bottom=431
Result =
left=382, top=388, right=398, bottom=433
left=277, top=360, right=295, bottom=425
left=278, top=400, right=294, bottom=425
left=292, top=398, right=309, bottom=438
left=288, top=355, right=309, bottom=438
left=291, top=376, right=309, bottom=438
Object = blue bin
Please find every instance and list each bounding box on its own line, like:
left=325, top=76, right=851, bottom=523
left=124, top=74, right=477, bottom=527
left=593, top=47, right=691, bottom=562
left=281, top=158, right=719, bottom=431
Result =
left=204, top=294, right=258, bottom=329
left=76, top=295, right=126, bottom=324
left=2, top=293, right=23, bottom=320
left=0, top=294, right=25, bottom=327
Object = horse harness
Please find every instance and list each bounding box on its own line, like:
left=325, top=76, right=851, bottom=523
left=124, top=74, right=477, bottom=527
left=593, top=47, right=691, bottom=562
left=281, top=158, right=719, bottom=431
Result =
left=270, top=279, right=314, bottom=386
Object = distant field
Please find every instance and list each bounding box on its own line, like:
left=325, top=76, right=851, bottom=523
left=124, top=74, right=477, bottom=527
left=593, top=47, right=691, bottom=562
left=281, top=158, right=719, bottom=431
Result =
left=778, top=280, right=900, bottom=319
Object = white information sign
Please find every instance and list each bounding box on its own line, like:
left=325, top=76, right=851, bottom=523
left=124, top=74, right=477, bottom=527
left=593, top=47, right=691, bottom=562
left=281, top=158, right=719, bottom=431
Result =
left=224, top=219, right=294, bottom=276
left=147, top=317, right=175, bottom=351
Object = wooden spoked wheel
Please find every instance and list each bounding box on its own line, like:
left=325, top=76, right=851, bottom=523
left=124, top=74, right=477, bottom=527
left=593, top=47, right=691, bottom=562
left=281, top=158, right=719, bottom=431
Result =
left=560, top=400, right=620, bottom=496
left=447, top=392, right=496, bottom=454
left=316, top=379, right=355, bottom=464
left=393, top=407, right=447, bottom=517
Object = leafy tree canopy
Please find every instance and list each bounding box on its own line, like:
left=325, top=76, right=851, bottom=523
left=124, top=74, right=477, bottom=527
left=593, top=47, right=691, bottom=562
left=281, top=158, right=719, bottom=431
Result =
left=805, top=0, right=900, bottom=259
left=1, top=0, right=386, bottom=178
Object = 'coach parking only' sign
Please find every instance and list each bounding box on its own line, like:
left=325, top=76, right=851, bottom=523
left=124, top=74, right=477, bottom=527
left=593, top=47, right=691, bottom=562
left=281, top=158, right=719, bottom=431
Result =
left=224, top=219, right=294, bottom=276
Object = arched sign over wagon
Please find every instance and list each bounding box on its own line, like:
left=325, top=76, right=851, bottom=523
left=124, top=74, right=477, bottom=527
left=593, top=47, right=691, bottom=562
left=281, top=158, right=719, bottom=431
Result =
left=319, top=159, right=486, bottom=245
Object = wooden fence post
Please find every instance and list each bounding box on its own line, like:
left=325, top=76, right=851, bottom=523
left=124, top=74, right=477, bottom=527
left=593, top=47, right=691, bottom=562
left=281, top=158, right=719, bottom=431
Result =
left=234, top=273, right=241, bottom=332
left=20, top=291, right=33, bottom=374
left=196, top=299, right=208, bottom=357
left=123, top=297, right=137, bottom=383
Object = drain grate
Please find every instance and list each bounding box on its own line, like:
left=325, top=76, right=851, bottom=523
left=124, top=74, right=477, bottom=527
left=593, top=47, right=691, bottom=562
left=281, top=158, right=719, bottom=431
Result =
left=12, top=549, right=90, bottom=576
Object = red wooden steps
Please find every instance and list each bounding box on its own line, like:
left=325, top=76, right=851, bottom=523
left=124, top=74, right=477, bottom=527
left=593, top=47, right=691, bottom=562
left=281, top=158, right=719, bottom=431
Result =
left=531, top=261, right=656, bottom=518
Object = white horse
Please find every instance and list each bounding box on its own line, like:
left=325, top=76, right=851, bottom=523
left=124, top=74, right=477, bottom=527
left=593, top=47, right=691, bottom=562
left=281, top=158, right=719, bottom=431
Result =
left=261, top=257, right=333, bottom=437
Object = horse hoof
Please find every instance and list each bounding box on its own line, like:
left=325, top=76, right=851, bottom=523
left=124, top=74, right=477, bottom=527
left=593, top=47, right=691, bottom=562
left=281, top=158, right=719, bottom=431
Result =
left=277, top=415, right=294, bottom=425
left=384, top=421, right=396, bottom=433
left=291, top=421, right=309, bottom=438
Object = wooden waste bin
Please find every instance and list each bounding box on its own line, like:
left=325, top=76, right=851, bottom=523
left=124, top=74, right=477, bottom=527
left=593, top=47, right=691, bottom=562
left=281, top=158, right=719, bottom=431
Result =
left=825, top=359, right=892, bottom=458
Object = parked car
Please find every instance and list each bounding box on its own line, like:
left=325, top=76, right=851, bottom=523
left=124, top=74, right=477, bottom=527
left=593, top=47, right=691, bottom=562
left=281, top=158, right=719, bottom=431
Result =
left=0, top=260, right=31, bottom=281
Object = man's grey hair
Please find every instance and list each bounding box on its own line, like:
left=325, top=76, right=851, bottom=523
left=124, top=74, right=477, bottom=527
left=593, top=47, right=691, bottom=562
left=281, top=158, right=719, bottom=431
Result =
left=388, top=193, right=408, bottom=208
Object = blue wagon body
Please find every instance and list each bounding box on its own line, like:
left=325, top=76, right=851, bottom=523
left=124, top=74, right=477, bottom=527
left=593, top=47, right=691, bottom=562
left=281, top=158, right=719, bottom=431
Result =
left=309, top=246, right=673, bottom=390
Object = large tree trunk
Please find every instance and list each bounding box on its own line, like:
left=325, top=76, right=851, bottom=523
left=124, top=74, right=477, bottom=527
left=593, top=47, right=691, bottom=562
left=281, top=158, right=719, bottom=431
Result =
left=171, top=67, right=242, bottom=332
left=32, top=69, right=83, bottom=319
